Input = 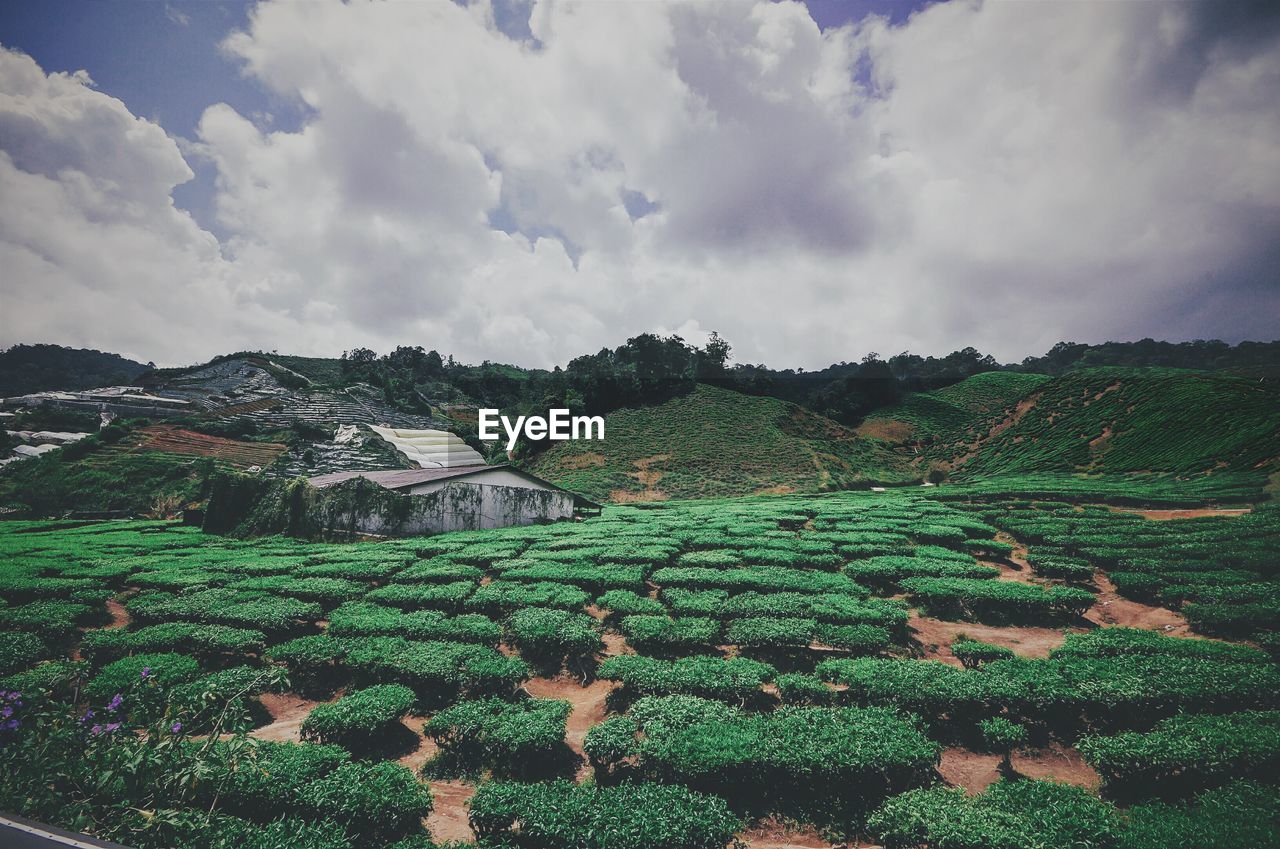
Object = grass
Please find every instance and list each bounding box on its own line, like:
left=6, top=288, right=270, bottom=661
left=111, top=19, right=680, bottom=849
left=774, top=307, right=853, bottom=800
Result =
left=525, top=383, right=916, bottom=501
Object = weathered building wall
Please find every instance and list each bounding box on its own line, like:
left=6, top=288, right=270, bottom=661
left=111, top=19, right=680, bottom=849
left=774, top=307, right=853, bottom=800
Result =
left=206, top=473, right=575, bottom=539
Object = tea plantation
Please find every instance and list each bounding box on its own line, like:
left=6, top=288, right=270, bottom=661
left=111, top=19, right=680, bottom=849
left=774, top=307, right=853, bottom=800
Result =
left=1, top=489, right=1278, bottom=848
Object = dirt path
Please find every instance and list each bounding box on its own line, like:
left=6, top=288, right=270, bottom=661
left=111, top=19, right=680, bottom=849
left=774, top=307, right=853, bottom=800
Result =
left=1107, top=506, right=1251, bottom=520
left=104, top=598, right=131, bottom=629
left=739, top=820, right=836, bottom=848
left=1085, top=573, right=1189, bottom=634
left=426, top=779, right=475, bottom=843
left=523, top=676, right=617, bottom=780
left=910, top=613, right=1075, bottom=662
left=250, top=693, right=327, bottom=742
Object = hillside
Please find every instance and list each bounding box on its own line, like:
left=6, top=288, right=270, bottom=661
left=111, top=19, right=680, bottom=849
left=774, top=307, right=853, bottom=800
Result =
left=869, top=367, right=1280, bottom=489
left=524, top=384, right=915, bottom=501
left=0, top=344, right=152, bottom=396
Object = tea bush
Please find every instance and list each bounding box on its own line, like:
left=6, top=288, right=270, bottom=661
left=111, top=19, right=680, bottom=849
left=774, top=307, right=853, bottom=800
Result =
left=0, top=631, right=43, bottom=674
left=300, top=684, right=417, bottom=746
left=82, top=623, right=266, bottom=665
left=508, top=608, right=602, bottom=661
left=342, top=637, right=529, bottom=701
left=951, top=638, right=1015, bottom=669
left=595, top=590, right=665, bottom=617
left=1079, top=710, right=1280, bottom=796
left=293, top=760, right=432, bottom=842
left=902, top=577, right=1095, bottom=622
left=327, top=602, right=500, bottom=645
left=423, top=697, right=569, bottom=776
left=468, top=780, right=742, bottom=849
left=598, top=655, right=775, bottom=701
left=619, top=615, right=719, bottom=654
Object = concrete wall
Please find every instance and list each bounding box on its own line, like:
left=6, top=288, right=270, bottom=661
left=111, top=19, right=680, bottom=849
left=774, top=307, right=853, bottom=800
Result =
left=312, top=479, right=574, bottom=538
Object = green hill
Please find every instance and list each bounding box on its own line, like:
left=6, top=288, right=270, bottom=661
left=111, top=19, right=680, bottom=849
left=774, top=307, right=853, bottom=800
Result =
left=870, top=367, right=1279, bottom=487
left=524, top=384, right=916, bottom=501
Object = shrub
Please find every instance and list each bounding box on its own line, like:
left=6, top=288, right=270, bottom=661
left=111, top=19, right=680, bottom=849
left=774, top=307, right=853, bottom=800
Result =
left=300, top=684, right=417, bottom=746
left=468, top=780, right=742, bottom=849
left=342, top=637, right=529, bottom=700
left=81, top=623, right=266, bottom=665
left=0, top=600, right=96, bottom=639
left=327, top=602, right=500, bottom=644
left=951, top=638, right=1015, bottom=669
left=171, top=665, right=288, bottom=732
left=1079, top=711, right=1280, bottom=796
left=217, top=740, right=351, bottom=818
left=265, top=635, right=345, bottom=691
left=423, top=697, right=569, bottom=776
left=0, top=631, right=43, bottom=674
left=465, top=581, right=590, bottom=615
left=868, top=779, right=1120, bottom=849
left=508, top=608, right=602, bottom=662
left=364, top=581, right=475, bottom=611
left=1120, top=781, right=1280, bottom=849
left=902, top=577, right=1095, bottom=622
left=1052, top=627, right=1269, bottom=663
left=501, top=562, right=645, bottom=593
left=619, top=615, right=719, bottom=654
left=388, top=560, right=483, bottom=584
left=775, top=672, right=835, bottom=705
left=597, top=655, right=774, bottom=702
left=650, top=566, right=867, bottom=596
left=1026, top=552, right=1094, bottom=582
left=979, top=717, right=1028, bottom=771
left=84, top=652, right=201, bottom=702
left=295, top=760, right=432, bottom=842
left=600, top=695, right=939, bottom=819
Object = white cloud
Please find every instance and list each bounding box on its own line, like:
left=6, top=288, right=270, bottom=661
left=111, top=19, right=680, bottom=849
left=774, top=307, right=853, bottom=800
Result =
left=1, top=1, right=1277, bottom=368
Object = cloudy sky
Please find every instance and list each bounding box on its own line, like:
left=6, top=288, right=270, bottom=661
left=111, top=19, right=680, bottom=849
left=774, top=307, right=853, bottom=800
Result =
left=0, top=0, right=1277, bottom=369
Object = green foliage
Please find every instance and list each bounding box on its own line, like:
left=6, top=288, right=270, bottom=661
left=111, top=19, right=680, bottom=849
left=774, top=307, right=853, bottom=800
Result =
left=507, top=608, right=602, bottom=660
left=1079, top=711, right=1280, bottom=796
left=951, top=638, right=1015, bottom=669
left=342, top=637, right=529, bottom=700
left=84, top=653, right=202, bottom=702
left=301, top=684, right=417, bottom=745
left=423, top=697, right=569, bottom=776
left=293, top=760, right=432, bottom=842
left=0, top=631, right=44, bottom=674
left=465, top=580, right=590, bottom=615
left=619, top=615, right=719, bottom=653
left=1119, top=781, right=1280, bottom=849
left=81, top=623, right=266, bottom=665
left=468, top=779, right=743, bottom=849
left=1052, top=627, right=1269, bottom=663
left=902, top=577, right=1095, bottom=622
left=327, top=602, right=500, bottom=644
left=599, top=654, right=775, bottom=701
left=869, top=779, right=1121, bottom=849
left=596, top=589, right=665, bottom=616
left=978, top=717, right=1028, bottom=753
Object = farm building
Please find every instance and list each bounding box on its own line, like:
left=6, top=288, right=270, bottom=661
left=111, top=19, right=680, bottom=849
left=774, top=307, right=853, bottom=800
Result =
left=303, top=465, right=599, bottom=536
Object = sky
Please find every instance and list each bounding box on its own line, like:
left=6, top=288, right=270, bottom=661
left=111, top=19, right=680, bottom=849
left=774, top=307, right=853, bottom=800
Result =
left=0, top=0, right=1277, bottom=369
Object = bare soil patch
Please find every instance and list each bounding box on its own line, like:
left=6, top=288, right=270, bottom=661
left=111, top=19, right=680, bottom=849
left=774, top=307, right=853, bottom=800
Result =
left=251, top=692, right=328, bottom=742
left=426, top=779, right=475, bottom=843
left=857, top=418, right=914, bottom=442
left=739, top=819, right=836, bottom=848
left=104, top=598, right=130, bottom=629
left=1086, top=573, right=1189, bottom=634
left=560, top=451, right=606, bottom=470
left=938, top=747, right=1002, bottom=794
left=910, top=613, right=1073, bottom=662
left=396, top=715, right=434, bottom=773
left=1014, top=743, right=1100, bottom=792
left=1107, top=506, right=1251, bottom=520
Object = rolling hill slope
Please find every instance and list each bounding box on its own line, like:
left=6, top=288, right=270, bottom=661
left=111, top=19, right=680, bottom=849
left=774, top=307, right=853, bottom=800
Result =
left=869, top=367, right=1280, bottom=487
left=524, top=384, right=916, bottom=501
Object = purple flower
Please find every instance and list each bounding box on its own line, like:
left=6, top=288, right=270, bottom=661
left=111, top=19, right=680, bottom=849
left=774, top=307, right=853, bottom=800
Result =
left=3, top=719, right=17, bottom=731
left=104, top=723, right=120, bottom=733
left=1, top=707, right=11, bottom=719
left=79, top=709, right=95, bottom=724
left=170, top=721, right=183, bottom=733
left=140, top=668, right=152, bottom=679
left=90, top=724, right=103, bottom=735
left=107, top=694, right=124, bottom=712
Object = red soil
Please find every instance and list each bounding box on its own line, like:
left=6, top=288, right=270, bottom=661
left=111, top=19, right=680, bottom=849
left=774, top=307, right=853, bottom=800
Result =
left=250, top=692, right=328, bottom=742
left=1085, top=573, right=1190, bottom=634
left=1107, top=506, right=1251, bottom=520
left=426, top=779, right=476, bottom=843
left=939, top=744, right=1099, bottom=795
left=910, top=612, right=1074, bottom=663
left=739, top=819, right=837, bottom=848
left=104, top=599, right=131, bottom=629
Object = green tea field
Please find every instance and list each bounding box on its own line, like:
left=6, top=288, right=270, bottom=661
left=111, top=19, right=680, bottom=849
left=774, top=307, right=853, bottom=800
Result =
left=2, top=488, right=1277, bottom=849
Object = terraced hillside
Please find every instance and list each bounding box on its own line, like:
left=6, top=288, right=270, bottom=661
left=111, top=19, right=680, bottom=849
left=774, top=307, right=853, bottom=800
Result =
left=525, top=384, right=916, bottom=501
left=102, top=425, right=288, bottom=469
